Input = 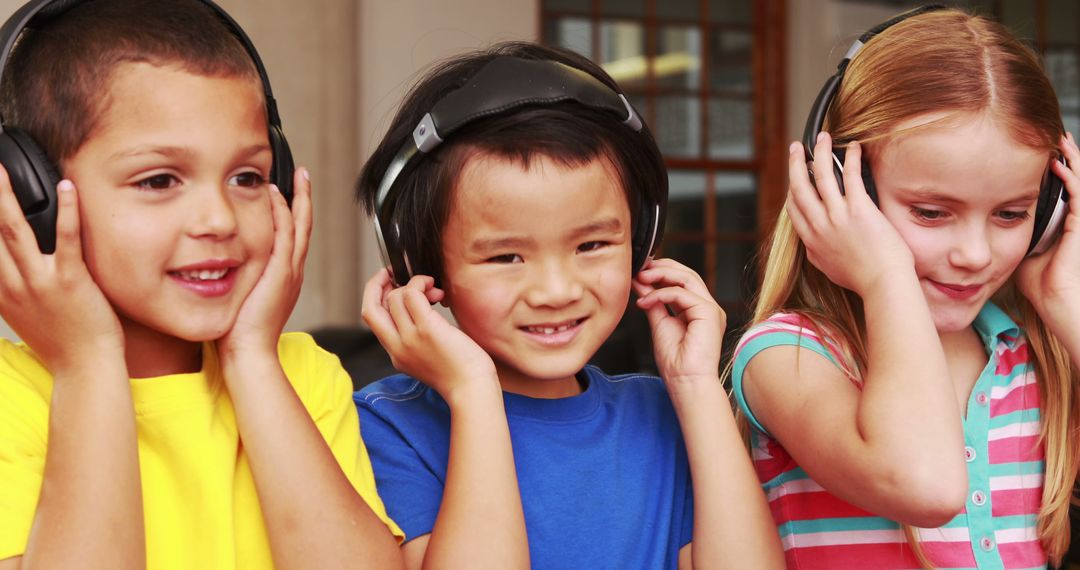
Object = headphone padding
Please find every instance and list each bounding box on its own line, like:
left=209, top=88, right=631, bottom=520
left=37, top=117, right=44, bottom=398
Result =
left=268, top=124, right=295, bottom=206
left=1029, top=155, right=1067, bottom=255
left=1, top=126, right=59, bottom=253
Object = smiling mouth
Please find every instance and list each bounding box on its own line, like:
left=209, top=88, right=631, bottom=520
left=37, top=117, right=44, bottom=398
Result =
left=522, top=319, right=584, bottom=335
left=170, top=268, right=230, bottom=281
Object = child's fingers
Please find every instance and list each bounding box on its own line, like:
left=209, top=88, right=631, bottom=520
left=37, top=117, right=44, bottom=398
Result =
left=266, top=184, right=296, bottom=271
left=639, top=285, right=724, bottom=330
left=635, top=258, right=712, bottom=300
left=401, top=279, right=450, bottom=335
left=360, top=269, right=401, bottom=347
left=1054, top=134, right=1080, bottom=192
left=841, top=141, right=870, bottom=203
left=0, top=173, right=23, bottom=289
left=384, top=279, right=428, bottom=340
left=811, top=132, right=845, bottom=210
left=53, top=180, right=83, bottom=272
left=0, top=164, right=42, bottom=276
left=289, top=168, right=313, bottom=272
left=631, top=277, right=655, bottom=299
left=638, top=292, right=672, bottom=332
left=785, top=198, right=812, bottom=242
left=787, top=141, right=828, bottom=223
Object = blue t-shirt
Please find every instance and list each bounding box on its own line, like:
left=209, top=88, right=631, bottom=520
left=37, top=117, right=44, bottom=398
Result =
left=355, top=365, right=694, bottom=569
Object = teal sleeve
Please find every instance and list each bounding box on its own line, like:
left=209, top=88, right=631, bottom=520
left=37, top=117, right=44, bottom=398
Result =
left=730, top=326, right=844, bottom=437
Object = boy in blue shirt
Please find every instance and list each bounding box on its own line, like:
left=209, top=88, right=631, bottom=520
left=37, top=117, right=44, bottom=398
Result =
left=355, top=42, right=783, bottom=569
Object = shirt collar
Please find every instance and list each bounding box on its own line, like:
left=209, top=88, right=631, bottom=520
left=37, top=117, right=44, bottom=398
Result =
left=972, top=301, right=1021, bottom=349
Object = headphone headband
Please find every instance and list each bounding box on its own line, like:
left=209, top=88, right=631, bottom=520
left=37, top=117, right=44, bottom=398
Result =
left=373, top=55, right=660, bottom=286
left=803, top=3, right=947, bottom=163
left=375, top=56, right=642, bottom=214
left=0, top=0, right=284, bottom=127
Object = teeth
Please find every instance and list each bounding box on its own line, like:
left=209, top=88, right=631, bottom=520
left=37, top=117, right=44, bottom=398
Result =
left=526, top=322, right=577, bottom=334
left=176, top=268, right=228, bottom=281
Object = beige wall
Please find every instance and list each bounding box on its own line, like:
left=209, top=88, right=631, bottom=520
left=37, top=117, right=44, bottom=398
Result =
left=787, top=0, right=913, bottom=143
left=0, top=0, right=537, bottom=340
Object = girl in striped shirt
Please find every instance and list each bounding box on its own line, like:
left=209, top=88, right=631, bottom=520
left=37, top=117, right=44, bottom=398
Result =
left=731, top=6, right=1080, bottom=569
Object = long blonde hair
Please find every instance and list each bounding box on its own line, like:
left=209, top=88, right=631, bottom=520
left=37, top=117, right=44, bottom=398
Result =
left=742, top=9, right=1080, bottom=566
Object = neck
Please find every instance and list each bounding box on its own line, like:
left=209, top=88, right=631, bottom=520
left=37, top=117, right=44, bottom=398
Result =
left=120, top=316, right=203, bottom=378
left=496, top=366, right=584, bottom=399
left=937, top=325, right=981, bottom=355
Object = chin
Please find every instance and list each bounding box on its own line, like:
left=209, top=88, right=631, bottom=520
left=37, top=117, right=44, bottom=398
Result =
left=931, top=309, right=981, bottom=334
left=168, top=317, right=238, bottom=343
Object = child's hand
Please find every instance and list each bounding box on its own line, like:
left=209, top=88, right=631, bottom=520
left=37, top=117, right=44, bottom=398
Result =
left=1018, top=133, right=1080, bottom=317
left=634, top=258, right=724, bottom=393
left=0, top=173, right=122, bottom=372
left=361, top=268, right=498, bottom=403
left=218, top=168, right=312, bottom=359
left=787, top=134, right=915, bottom=295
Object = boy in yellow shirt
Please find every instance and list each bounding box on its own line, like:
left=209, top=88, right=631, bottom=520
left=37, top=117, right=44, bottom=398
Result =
left=0, top=0, right=403, bottom=568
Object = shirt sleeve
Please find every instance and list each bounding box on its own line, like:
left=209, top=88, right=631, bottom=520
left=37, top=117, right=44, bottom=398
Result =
left=354, top=389, right=446, bottom=542
left=0, top=341, right=50, bottom=560
left=279, top=333, right=404, bottom=542
left=730, top=314, right=847, bottom=436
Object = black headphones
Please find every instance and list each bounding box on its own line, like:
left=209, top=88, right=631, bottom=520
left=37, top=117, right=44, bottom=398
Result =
left=373, top=55, right=663, bottom=286
left=804, top=3, right=1068, bottom=256
left=0, top=0, right=295, bottom=254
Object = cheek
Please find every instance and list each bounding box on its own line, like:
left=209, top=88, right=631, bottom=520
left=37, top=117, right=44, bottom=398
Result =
left=445, top=274, right=513, bottom=329
left=880, top=210, right=939, bottom=273
left=239, top=202, right=276, bottom=260
left=993, top=231, right=1029, bottom=271
left=81, top=210, right=160, bottom=271
left=596, top=265, right=632, bottom=300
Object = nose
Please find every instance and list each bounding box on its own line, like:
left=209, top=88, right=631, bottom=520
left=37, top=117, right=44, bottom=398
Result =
left=524, top=257, right=584, bottom=308
left=188, top=184, right=239, bottom=240
left=947, top=222, right=992, bottom=272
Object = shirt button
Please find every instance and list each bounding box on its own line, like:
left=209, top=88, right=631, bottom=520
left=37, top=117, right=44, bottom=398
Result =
left=980, top=536, right=995, bottom=551
left=964, top=446, right=976, bottom=462
left=972, top=490, right=987, bottom=506
left=976, top=392, right=989, bottom=406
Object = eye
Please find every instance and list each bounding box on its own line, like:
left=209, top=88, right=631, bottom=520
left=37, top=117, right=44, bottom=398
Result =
left=995, top=209, right=1031, bottom=224
left=136, top=174, right=180, bottom=191
left=486, top=253, right=523, bottom=264
left=228, top=172, right=267, bottom=188
left=910, top=206, right=947, bottom=222
left=578, top=241, right=609, bottom=253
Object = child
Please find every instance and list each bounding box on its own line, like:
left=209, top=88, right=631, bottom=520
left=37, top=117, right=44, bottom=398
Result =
left=355, top=41, right=784, bottom=569
left=0, top=1, right=403, bottom=568
left=731, top=6, right=1080, bottom=569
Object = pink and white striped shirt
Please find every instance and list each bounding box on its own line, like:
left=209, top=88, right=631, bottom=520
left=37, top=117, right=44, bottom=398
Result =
left=731, top=303, right=1046, bottom=569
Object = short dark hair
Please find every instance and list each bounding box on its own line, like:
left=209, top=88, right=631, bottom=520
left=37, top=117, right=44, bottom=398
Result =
left=0, top=0, right=259, bottom=165
left=356, top=41, right=667, bottom=285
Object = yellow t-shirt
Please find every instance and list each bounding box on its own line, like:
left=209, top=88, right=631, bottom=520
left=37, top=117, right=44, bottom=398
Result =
left=0, top=332, right=403, bottom=567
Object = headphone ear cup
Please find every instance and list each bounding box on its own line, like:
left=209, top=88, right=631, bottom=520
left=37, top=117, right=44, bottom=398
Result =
left=631, top=196, right=657, bottom=275
left=268, top=124, right=295, bottom=206
left=831, top=147, right=879, bottom=205
left=0, top=127, right=60, bottom=253
left=374, top=204, right=414, bottom=287
left=1028, top=155, right=1067, bottom=256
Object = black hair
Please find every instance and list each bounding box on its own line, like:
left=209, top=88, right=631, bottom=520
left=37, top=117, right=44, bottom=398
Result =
left=1, top=0, right=258, bottom=165
left=356, top=41, right=667, bottom=285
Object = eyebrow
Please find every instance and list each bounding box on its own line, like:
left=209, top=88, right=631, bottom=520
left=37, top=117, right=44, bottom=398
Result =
left=109, top=143, right=271, bottom=162
left=468, top=217, right=625, bottom=253
left=567, top=217, right=624, bottom=240
left=469, top=236, right=534, bottom=254
left=899, top=187, right=1040, bottom=205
